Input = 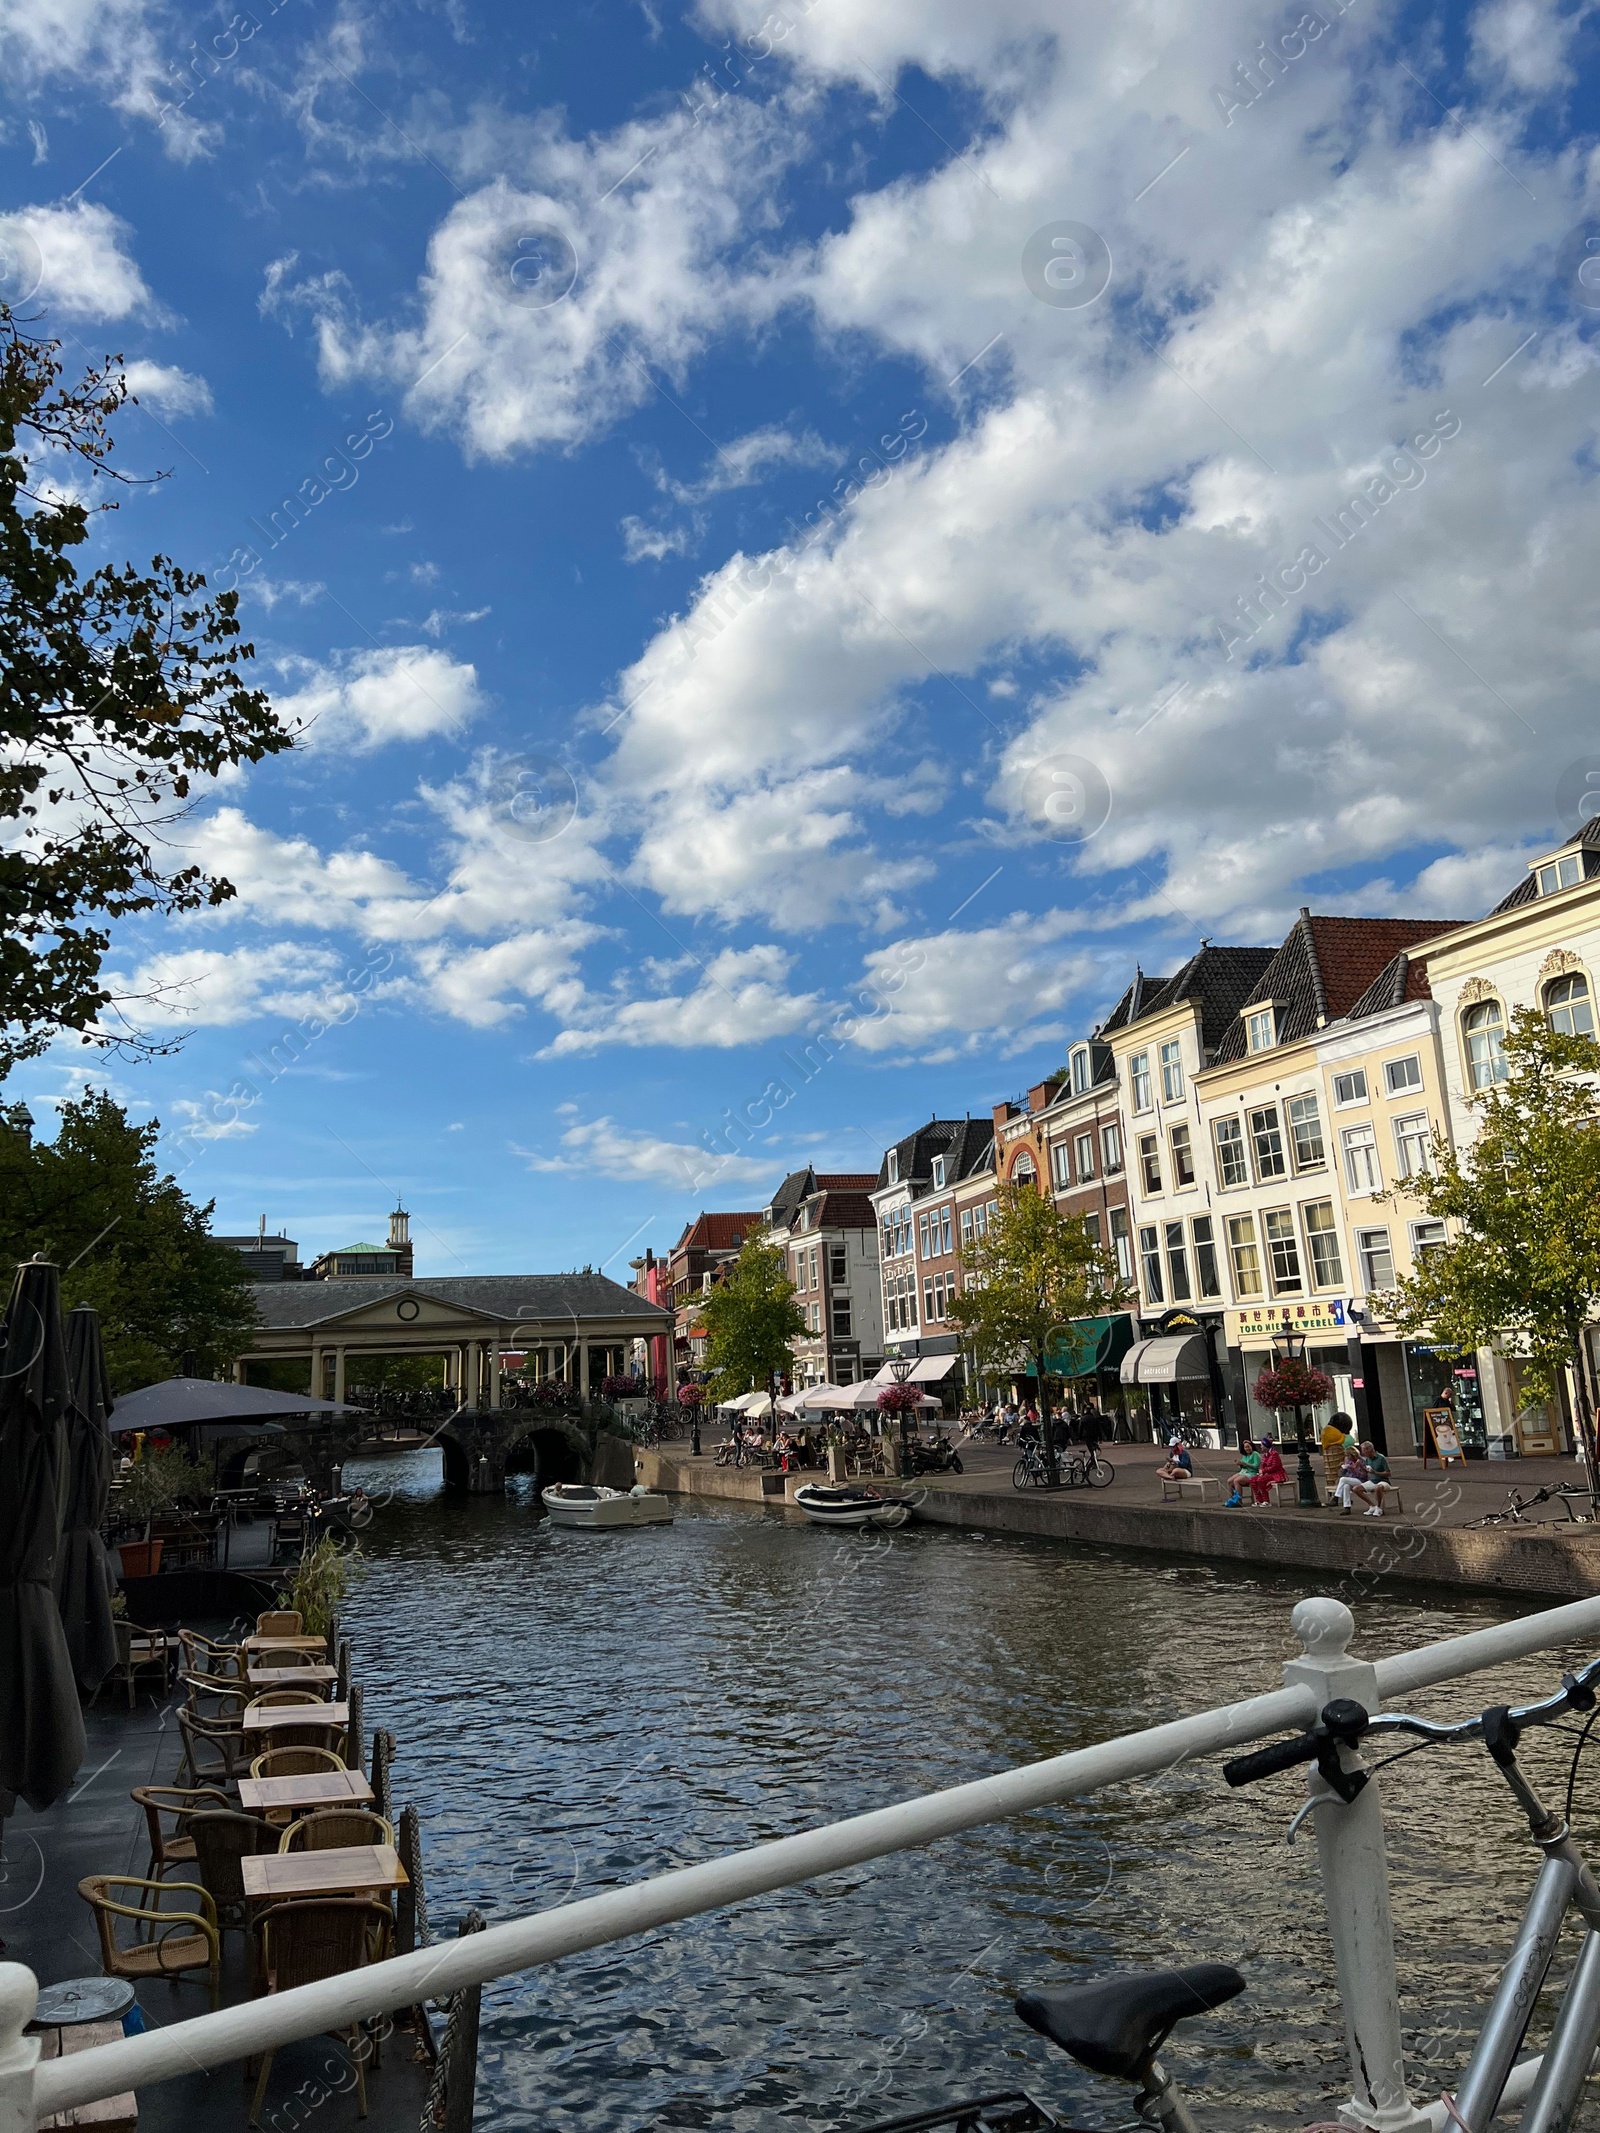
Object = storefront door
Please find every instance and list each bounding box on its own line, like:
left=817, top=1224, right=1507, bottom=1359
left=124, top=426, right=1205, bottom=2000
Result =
left=1404, top=1342, right=1487, bottom=1455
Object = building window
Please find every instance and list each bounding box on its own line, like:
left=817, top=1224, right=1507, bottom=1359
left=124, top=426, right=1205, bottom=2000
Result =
left=829, top=1243, right=847, bottom=1283
left=1411, top=1219, right=1448, bottom=1260
left=1213, top=1115, right=1248, bottom=1188
left=1464, top=999, right=1508, bottom=1090
left=1286, top=1093, right=1325, bottom=1171
left=918, top=1213, right=930, bottom=1258
left=1111, top=1207, right=1134, bottom=1283
left=1160, top=1038, right=1184, bottom=1102
left=924, top=1279, right=935, bottom=1322
left=1101, top=1122, right=1123, bottom=1173
left=1013, top=1153, right=1038, bottom=1186
left=1051, top=1141, right=1072, bottom=1191
left=1303, top=1201, right=1343, bottom=1288
left=1393, top=1111, right=1433, bottom=1180
left=1547, top=973, right=1595, bottom=1038
left=932, top=1154, right=946, bottom=1190
left=887, top=1150, right=899, bottom=1184
left=811, top=1246, right=821, bottom=1288
left=1163, top=1221, right=1191, bottom=1302
left=1130, top=1051, right=1152, bottom=1111
left=1538, top=852, right=1582, bottom=896
left=1228, top=1215, right=1264, bottom=1299
left=941, top=1209, right=952, bottom=1254
left=1075, top=1131, right=1095, bottom=1182
left=1083, top=1211, right=1101, bottom=1246
left=1139, top=1133, right=1162, bottom=1194
left=1246, top=1006, right=1276, bottom=1052
left=961, top=1208, right=974, bottom=1245
left=1170, top=1123, right=1195, bottom=1187
left=1070, top=1047, right=1090, bottom=1095
left=1263, top=1208, right=1302, bottom=1294
left=1341, top=1122, right=1382, bottom=1194
left=1333, top=1068, right=1368, bottom=1107
left=1357, top=1228, right=1395, bottom=1290
left=1139, top=1225, right=1164, bottom=1303
left=1191, top=1215, right=1221, bottom=1298
left=1384, top=1054, right=1423, bottom=1094
left=1249, top=1105, right=1288, bottom=1182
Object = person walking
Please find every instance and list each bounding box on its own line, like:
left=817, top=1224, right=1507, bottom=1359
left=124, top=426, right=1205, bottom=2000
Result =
left=1079, top=1400, right=1106, bottom=1471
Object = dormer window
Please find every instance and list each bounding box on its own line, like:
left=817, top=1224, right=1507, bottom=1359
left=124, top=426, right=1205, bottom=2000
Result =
left=886, top=1150, right=899, bottom=1185
left=931, top=1155, right=946, bottom=1189
left=1246, top=1006, right=1276, bottom=1053
left=1070, top=1047, right=1089, bottom=1096
left=1537, top=852, right=1583, bottom=896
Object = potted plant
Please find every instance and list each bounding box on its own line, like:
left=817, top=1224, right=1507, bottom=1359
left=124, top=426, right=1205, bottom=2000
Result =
left=275, top=1532, right=360, bottom=1642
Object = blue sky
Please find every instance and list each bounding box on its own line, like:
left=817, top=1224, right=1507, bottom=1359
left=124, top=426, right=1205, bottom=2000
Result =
left=4, top=0, right=1599, bottom=1276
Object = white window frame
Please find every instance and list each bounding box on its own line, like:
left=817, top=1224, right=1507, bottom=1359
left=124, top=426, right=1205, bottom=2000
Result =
left=1537, top=852, right=1582, bottom=896
left=1547, top=973, right=1596, bottom=1038
left=1392, top=1111, right=1433, bottom=1181
left=1169, top=1122, right=1195, bottom=1188
left=1070, top=1047, right=1090, bottom=1095
left=1341, top=1122, right=1382, bottom=1195
left=931, top=1154, right=946, bottom=1190
left=886, top=1149, right=899, bottom=1184
left=1138, top=1133, right=1162, bottom=1195
left=1263, top=1207, right=1303, bottom=1295
left=1163, top=1220, right=1191, bottom=1302
left=1075, top=1131, right=1095, bottom=1183
left=1302, top=1200, right=1343, bottom=1290
left=1410, top=1218, right=1448, bottom=1260
left=1191, top=1214, right=1222, bottom=1299
left=1286, top=1092, right=1325, bottom=1172
left=1159, top=1038, right=1184, bottom=1102
left=1332, top=1068, right=1369, bottom=1108
left=1111, top=1207, right=1134, bottom=1283
left=1130, top=1051, right=1152, bottom=1111
left=1248, top=1104, right=1288, bottom=1183
left=1227, top=1214, right=1264, bottom=1300
left=1101, top=1122, right=1123, bottom=1174
left=1357, top=1227, right=1395, bottom=1291
left=1051, top=1142, right=1072, bottom=1191
left=1464, top=1000, right=1508, bottom=1092
left=1139, top=1224, right=1164, bottom=1304
left=1213, top=1115, right=1248, bottom=1189
left=1383, top=1054, right=1423, bottom=1095
left=1246, top=1006, right=1276, bottom=1053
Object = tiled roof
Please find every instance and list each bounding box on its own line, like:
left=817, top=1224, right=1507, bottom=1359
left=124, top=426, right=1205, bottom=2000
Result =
left=1103, top=946, right=1276, bottom=1051
left=875, top=1117, right=994, bottom=1192
left=670, top=1211, right=762, bottom=1254
left=816, top=1172, right=878, bottom=1191
left=810, top=1189, right=879, bottom=1230
left=251, top=1273, right=670, bottom=1329
left=1213, top=915, right=1462, bottom=1062
left=1488, top=814, right=1600, bottom=914
left=1346, top=948, right=1435, bottom=1019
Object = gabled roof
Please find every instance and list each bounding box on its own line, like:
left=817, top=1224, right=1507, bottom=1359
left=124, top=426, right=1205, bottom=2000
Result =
left=1102, top=945, right=1276, bottom=1051
left=1488, top=813, right=1600, bottom=915
left=251, top=1273, right=670, bottom=1330
left=1212, top=914, right=1462, bottom=1063
left=1346, top=948, right=1436, bottom=1019
left=669, top=1211, right=761, bottom=1255
left=875, top=1117, right=994, bottom=1195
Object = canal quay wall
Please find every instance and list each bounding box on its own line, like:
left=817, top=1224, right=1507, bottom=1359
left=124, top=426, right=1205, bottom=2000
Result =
left=632, top=1449, right=1600, bottom=1601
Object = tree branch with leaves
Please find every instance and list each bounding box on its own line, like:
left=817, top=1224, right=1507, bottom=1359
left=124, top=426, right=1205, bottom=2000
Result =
left=695, top=1233, right=808, bottom=1407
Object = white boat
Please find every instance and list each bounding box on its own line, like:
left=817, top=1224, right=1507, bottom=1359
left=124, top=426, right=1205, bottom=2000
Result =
left=793, top=1484, right=912, bottom=1530
left=542, top=1484, right=674, bottom=1529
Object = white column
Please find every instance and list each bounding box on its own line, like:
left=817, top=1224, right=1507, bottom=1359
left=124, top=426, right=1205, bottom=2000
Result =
left=310, top=1347, right=325, bottom=1401
left=488, top=1346, right=502, bottom=1410
left=1283, top=1598, right=1431, bottom=2133
left=578, top=1339, right=591, bottom=1402
left=232, top=1359, right=246, bottom=1385
left=333, top=1348, right=347, bottom=1404
left=463, top=1342, right=481, bottom=1410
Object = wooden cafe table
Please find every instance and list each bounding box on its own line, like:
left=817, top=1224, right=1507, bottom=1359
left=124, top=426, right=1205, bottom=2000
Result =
left=241, top=1845, right=407, bottom=1904
left=37, top=2022, right=137, bottom=2132
left=242, top=1633, right=327, bottom=1656
left=247, top=1665, right=338, bottom=1690
left=243, top=1700, right=349, bottom=1735
left=239, top=1770, right=375, bottom=1818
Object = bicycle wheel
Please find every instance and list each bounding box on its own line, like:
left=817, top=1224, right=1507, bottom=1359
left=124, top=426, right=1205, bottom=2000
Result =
left=1087, top=1457, right=1114, bottom=1488
left=950, top=1452, right=963, bottom=1474
left=1012, top=1458, right=1032, bottom=1491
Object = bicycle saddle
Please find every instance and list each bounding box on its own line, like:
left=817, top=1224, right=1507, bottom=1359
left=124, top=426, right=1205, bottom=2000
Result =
left=1014, top=1963, right=1246, bottom=2079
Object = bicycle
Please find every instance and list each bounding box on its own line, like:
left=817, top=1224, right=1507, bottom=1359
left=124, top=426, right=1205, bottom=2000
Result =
left=1062, top=1450, right=1114, bottom=1489
left=1012, top=1443, right=1051, bottom=1490
left=1466, top=1485, right=1598, bottom=1529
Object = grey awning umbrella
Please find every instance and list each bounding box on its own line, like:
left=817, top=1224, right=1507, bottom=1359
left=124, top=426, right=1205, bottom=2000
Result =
left=106, top=1378, right=360, bottom=1433
left=55, top=1305, right=118, bottom=1695
left=0, top=1260, right=86, bottom=1813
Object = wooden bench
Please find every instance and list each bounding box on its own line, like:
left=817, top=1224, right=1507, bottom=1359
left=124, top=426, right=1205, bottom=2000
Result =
left=1160, top=1477, right=1219, bottom=1502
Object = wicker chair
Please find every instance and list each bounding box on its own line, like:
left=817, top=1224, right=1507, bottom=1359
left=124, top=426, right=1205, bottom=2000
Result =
left=251, top=1688, right=324, bottom=1708
left=98, top=1620, right=172, bottom=1709
left=255, top=1610, right=303, bottom=1637
left=254, top=1717, right=346, bottom=1755
left=187, top=1808, right=276, bottom=1934
left=247, top=1899, right=393, bottom=2126
left=176, top=1711, right=250, bottom=1789
left=177, top=1628, right=245, bottom=1681
left=277, top=1808, right=394, bottom=1853
left=78, top=1875, right=220, bottom=2009
left=249, top=1746, right=348, bottom=1781
left=130, top=1785, right=232, bottom=1883
left=180, top=1672, right=248, bottom=1722
left=253, top=1646, right=320, bottom=1670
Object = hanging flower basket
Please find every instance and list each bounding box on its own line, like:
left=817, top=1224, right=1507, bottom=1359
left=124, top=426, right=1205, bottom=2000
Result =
left=1253, top=1359, right=1335, bottom=1411
left=877, top=1382, right=923, bottom=1415
left=677, top=1383, right=704, bottom=1408
left=601, top=1374, right=641, bottom=1401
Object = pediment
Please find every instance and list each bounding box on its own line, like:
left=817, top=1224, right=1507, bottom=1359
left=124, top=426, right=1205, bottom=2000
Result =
left=311, top=1289, right=504, bottom=1332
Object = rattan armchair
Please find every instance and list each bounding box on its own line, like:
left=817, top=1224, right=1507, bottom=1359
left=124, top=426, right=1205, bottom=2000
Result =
left=250, top=1688, right=325, bottom=1708
left=177, top=1628, right=245, bottom=1681
left=249, top=1746, right=349, bottom=1780
left=179, top=1671, right=248, bottom=1723
left=187, top=1808, right=276, bottom=1934
left=78, top=1874, right=220, bottom=2009
left=130, top=1785, right=232, bottom=1882
left=176, top=1709, right=250, bottom=1788
left=255, top=1609, right=303, bottom=1636
left=277, top=1808, right=394, bottom=1853
left=97, top=1620, right=172, bottom=1709
left=248, top=1899, right=393, bottom=2126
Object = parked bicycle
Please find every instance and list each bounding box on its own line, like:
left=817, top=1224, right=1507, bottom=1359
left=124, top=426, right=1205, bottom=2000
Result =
left=1012, top=1442, right=1050, bottom=1490
left=1464, top=1484, right=1597, bottom=1528
left=1062, top=1449, right=1114, bottom=1489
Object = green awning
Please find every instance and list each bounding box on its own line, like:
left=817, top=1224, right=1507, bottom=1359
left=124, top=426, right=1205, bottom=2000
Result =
left=1025, top=1315, right=1136, bottom=1379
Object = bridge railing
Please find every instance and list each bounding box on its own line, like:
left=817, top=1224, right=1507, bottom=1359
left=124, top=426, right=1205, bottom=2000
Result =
left=5, top=1591, right=1600, bottom=2133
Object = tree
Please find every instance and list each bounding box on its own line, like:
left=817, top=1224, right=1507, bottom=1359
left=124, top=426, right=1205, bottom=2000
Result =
left=1, top=305, right=294, bottom=1075
left=1380, top=1009, right=1600, bottom=1473
left=947, top=1184, right=1131, bottom=1483
left=0, top=1088, right=259, bottom=1390
left=696, top=1233, right=807, bottom=1405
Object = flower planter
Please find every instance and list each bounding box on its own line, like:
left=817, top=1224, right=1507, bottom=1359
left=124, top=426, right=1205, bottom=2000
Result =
left=117, top=1539, right=164, bottom=1579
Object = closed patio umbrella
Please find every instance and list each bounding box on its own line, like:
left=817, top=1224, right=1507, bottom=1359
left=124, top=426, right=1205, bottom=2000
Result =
left=0, top=1259, right=86, bottom=1812
left=55, top=1305, right=118, bottom=1694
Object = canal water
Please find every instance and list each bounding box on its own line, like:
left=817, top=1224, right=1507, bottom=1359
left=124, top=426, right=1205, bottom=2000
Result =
left=342, top=1451, right=1600, bottom=2133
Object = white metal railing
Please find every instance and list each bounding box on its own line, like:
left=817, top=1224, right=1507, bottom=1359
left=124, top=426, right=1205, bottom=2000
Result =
left=5, top=1591, right=1600, bottom=2133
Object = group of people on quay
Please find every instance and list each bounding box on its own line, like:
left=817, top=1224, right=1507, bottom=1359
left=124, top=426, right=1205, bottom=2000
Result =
left=964, top=1398, right=1109, bottom=1453
left=1151, top=1412, right=1396, bottom=1514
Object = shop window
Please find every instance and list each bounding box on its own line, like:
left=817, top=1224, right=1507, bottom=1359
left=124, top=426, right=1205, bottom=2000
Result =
left=1227, top=1215, right=1264, bottom=1299
left=1076, top=1131, right=1096, bottom=1182
left=1287, top=1093, right=1325, bottom=1170
left=1393, top=1112, right=1433, bottom=1180
left=1164, top=1221, right=1191, bottom=1302
left=1464, top=1000, right=1508, bottom=1090
left=1341, top=1122, right=1381, bottom=1194
left=1357, top=1228, right=1394, bottom=1290
left=1139, top=1134, right=1162, bottom=1194
left=1213, top=1115, right=1248, bottom=1188
left=1111, top=1207, right=1133, bottom=1283
left=1263, top=1208, right=1302, bottom=1294
left=1160, top=1038, right=1184, bottom=1102
left=1546, top=973, right=1595, bottom=1038
left=1101, top=1122, right=1123, bottom=1173
left=1130, top=1051, right=1152, bottom=1111
left=1139, top=1225, right=1164, bottom=1303
left=1170, top=1123, right=1196, bottom=1187
left=1405, top=1344, right=1486, bottom=1454
left=1384, top=1054, right=1423, bottom=1094
left=1303, top=1201, right=1343, bottom=1289
left=1249, top=1105, right=1288, bottom=1182
left=1332, top=1068, right=1369, bottom=1107
left=1191, top=1215, right=1222, bottom=1298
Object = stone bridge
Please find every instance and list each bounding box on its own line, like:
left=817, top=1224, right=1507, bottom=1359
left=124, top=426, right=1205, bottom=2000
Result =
left=251, top=1410, right=634, bottom=1497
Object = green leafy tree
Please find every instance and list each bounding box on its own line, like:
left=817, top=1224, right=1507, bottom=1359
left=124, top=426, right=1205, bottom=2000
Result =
left=1380, top=1009, right=1600, bottom=1471
left=947, top=1184, right=1131, bottom=1482
left=0, top=1088, right=259, bottom=1390
left=1, top=306, right=294, bottom=1075
left=696, top=1232, right=807, bottom=1405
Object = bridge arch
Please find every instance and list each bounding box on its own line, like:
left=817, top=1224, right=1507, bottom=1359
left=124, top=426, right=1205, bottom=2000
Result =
left=503, top=1418, right=589, bottom=1487
left=435, top=1409, right=593, bottom=1493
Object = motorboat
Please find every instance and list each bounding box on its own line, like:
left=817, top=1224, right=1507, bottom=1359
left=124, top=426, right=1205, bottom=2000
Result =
left=541, top=1484, right=673, bottom=1529
left=793, top=1484, right=912, bottom=1530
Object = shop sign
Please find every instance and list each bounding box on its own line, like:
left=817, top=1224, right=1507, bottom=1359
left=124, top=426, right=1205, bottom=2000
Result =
left=1225, top=1299, right=1347, bottom=1348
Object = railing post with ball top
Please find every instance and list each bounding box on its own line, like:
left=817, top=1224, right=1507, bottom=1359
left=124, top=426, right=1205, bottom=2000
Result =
left=0, top=1963, right=40, bottom=2133
left=1284, top=1598, right=1430, bottom=2133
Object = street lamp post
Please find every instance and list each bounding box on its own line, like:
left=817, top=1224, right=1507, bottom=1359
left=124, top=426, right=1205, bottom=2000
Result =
left=1281, top=1320, right=1321, bottom=1508
left=889, top=1354, right=915, bottom=1477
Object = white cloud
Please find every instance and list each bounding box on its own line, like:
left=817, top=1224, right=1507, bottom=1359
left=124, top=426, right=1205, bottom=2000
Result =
left=518, top=1110, right=775, bottom=1188
left=658, top=423, right=836, bottom=504
left=853, top=916, right=1104, bottom=1059
left=274, top=645, right=485, bottom=750
left=621, top=514, right=701, bottom=563
left=1470, top=0, right=1581, bottom=92
left=178, top=809, right=422, bottom=935
left=169, top=1097, right=258, bottom=1141
left=0, top=0, right=216, bottom=156
left=539, top=945, right=826, bottom=1055
left=5, top=200, right=152, bottom=319
left=121, top=359, right=212, bottom=415
left=100, top=942, right=363, bottom=1029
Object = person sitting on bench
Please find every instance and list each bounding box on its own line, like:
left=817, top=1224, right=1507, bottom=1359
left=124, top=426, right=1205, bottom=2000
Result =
left=1224, top=1442, right=1261, bottom=1505
left=1156, top=1438, right=1194, bottom=1482
left=1251, top=1437, right=1287, bottom=1504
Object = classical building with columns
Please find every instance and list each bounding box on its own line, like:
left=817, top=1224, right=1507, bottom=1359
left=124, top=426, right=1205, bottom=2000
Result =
left=237, top=1271, right=673, bottom=1407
